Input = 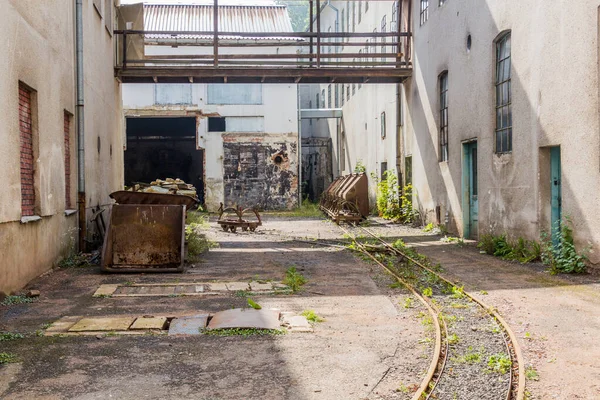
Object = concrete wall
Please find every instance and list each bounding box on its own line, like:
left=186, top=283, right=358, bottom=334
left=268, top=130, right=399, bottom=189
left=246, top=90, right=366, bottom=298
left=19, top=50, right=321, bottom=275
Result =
left=0, top=0, right=123, bottom=293
left=407, top=0, right=600, bottom=263
left=122, top=83, right=299, bottom=211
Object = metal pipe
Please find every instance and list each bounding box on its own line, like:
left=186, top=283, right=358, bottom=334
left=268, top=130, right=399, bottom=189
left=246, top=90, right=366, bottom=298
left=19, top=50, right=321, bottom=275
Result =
left=76, top=0, right=86, bottom=252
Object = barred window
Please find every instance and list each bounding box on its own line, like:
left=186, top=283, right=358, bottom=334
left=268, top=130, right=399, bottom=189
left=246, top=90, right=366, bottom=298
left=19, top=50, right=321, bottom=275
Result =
left=341, top=85, right=345, bottom=106
left=335, top=84, right=339, bottom=107
left=439, top=72, right=449, bottom=162
left=328, top=85, right=332, bottom=108
left=420, top=0, right=429, bottom=25
left=495, top=32, right=512, bottom=153
left=321, top=89, right=326, bottom=108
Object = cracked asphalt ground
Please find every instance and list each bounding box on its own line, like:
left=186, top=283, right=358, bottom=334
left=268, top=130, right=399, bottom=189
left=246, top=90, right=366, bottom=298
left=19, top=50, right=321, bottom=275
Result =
left=0, top=216, right=431, bottom=400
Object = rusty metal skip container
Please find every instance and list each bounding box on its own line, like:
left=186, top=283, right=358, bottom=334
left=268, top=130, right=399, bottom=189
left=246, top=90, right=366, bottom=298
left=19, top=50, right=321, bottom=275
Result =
left=319, top=173, right=369, bottom=224
left=100, top=191, right=198, bottom=273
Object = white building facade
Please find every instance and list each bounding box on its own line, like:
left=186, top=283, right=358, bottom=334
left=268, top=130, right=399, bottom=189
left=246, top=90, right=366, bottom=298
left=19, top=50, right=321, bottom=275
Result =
left=121, top=3, right=300, bottom=211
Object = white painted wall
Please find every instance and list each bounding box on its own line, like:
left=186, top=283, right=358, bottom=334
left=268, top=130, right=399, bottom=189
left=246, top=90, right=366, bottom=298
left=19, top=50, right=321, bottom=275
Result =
left=123, top=82, right=298, bottom=210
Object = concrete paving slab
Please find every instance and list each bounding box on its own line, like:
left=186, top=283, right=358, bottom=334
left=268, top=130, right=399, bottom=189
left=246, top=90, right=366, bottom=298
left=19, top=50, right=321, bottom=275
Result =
left=168, top=315, right=209, bottom=335
left=45, top=316, right=82, bottom=334
left=271, top=283, right=289, bottom=290
left=207, top=309, right=281, bottom=330
left=93, top=284, right=119, bottom=297
left=281, top=315, right=313, bottom=332
left=130, top=316, right=168, bottom=330
left=205, top=282, right=228, bottom=291
left=249, top=281, right=272, bottom=291
left=68, top=317, right=135, bottom=332
left=225, top=282, right=250, bottom=291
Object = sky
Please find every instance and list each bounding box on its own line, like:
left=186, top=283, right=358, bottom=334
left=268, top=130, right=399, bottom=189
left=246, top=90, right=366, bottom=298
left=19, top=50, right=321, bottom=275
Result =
left=120, top=0, right=278, bottom=5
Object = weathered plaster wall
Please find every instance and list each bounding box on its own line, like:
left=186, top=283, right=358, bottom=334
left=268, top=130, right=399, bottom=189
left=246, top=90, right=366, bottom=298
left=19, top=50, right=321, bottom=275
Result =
left=122, top=83, right=299, bottom=211
left=223, top=133, right=298, bottom=210
left=0, top=0, right=124, bottom=293
left=407, top=0, right=600, bottom=263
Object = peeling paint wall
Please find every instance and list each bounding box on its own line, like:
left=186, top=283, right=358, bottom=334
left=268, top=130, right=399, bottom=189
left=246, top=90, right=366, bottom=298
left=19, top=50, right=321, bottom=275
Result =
left=123, top=83, right=299, bottom=211
left=223, top=133, right=298, bottom=210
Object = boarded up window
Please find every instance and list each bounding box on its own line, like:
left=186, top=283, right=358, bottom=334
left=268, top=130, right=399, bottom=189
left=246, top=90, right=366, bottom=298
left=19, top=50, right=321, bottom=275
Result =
left=155, top=84, right=192, bottom=105
left=64, top=112, right=72, bottom=209
left=19, top=83, right=35, bottom=217
left=207, top=84, right=262, bottom=105
left=225, top=117, right=264, bottom=132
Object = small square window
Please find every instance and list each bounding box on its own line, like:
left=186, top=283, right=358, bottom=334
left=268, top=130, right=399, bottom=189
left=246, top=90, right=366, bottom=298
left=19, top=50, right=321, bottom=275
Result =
left=208, top=117, right=226, bottom=132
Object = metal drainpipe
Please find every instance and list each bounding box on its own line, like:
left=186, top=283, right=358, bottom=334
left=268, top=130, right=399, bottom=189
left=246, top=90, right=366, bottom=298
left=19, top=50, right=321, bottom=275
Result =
left=297, top=86, right=302, bottom=206
left=76, top=0, right=86, bottom=252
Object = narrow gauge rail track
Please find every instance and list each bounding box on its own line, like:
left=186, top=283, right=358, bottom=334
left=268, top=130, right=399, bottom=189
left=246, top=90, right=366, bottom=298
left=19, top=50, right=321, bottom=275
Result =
left=336, top=224, right=525, bottom=400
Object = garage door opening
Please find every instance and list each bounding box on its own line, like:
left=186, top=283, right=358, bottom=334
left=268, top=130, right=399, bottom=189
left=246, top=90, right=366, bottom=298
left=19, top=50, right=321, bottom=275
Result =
left=124, top=117, right=204, bottom=204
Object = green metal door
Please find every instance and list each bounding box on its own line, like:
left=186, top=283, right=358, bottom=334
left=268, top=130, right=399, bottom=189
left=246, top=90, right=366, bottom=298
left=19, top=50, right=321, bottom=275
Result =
left=550, top=147, right=562, bottom=242
left=463, top=142, right=478, bottom=239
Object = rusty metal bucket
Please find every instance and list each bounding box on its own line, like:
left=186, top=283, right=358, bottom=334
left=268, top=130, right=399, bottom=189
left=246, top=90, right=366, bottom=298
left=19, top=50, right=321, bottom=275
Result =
left=100, top=191, right=195, bottom=273
left=319, top=173, right=369, bottom=224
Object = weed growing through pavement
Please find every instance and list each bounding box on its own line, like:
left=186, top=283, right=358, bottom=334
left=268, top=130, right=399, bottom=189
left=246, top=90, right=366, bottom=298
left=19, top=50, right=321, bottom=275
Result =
left=0, top=332, right=24, bottom=341
left=450, top=286, right=465, bottom=299
left=487, top=353, right=511, bottom=374
left=525, top=366, right=539, bottom=381
left=58, top=253, right=93, bottom=268
left=202, top=328, right=286, bottom=337
left=283, top=266, right=307, bottom=292
left=0, top=353, right=18, bottom=364
left=422, top=287, right=433, bottom=297
left=452, top=346, right=485, bottom=364
left=301, top=310, right=324, bottom=323
left=447, top=333, right=460, bottom=345
left=1, top=295, right=36, bottom=306
left=403, top=297, right=413, bottom=309
left=247, top=298, right=262, bottom=310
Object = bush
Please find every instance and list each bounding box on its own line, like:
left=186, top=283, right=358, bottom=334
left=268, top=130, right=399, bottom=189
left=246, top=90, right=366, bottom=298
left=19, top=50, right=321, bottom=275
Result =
left=186, top=223, right=217, bottom=262
left=375, top=171, right=418, bottom=223
left=541, top=217, right=588, bottom=274
left=477, top=234, right=541, bottom=264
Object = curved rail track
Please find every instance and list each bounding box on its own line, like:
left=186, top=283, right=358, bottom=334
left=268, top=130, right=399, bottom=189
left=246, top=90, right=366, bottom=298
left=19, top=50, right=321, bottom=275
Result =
left=335, top=224, right=525, bottom=400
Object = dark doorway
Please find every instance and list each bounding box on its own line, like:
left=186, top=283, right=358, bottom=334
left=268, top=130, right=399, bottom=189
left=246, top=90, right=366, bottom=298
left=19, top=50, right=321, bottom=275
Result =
left=124, top=117, right=205, bottom=204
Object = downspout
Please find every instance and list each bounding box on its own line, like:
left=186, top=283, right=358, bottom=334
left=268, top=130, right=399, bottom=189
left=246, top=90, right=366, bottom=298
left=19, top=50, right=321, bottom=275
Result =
left=76, top=0, right=86, bottom=252
left=297, top=86, right=302, bottom=205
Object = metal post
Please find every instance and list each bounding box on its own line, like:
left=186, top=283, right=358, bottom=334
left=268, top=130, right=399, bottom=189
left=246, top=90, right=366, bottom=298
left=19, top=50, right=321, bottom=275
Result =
left=213, top=0, right=219, bottom=67
left=398, top=0, right=403, bottom=66
left=122, top=31, right=127, bottom=69
left=75, top=0, right=86, bottom=252
left=309, top=1, right=314, bottom=67
left=316, top=0, right=321, bottom=67
left=407, top=0, right=412, bottom=64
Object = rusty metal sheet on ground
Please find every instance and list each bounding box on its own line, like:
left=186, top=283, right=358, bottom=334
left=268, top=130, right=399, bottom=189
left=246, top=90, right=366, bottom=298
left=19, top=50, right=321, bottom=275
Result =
left=68, top=317, right=135, bottom=332
left=168, top=315, right=209, bottom=335
left=207, top=309, right=281, bottom=330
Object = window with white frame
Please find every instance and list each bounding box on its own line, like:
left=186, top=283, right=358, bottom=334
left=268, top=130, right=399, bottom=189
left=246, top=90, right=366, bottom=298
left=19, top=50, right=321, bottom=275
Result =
left=495, top=32, right=512, bottom=153
left=420, top=0, right=429, bottom=25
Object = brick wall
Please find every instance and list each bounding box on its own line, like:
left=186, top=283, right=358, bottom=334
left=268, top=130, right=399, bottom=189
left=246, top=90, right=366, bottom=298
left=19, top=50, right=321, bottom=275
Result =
left=64, top=112, right=72, bottom=209
left=19, top=84, right=35, bottom=217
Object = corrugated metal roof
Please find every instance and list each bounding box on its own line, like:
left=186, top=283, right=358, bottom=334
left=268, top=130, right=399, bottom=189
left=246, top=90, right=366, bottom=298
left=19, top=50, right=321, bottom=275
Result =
left=144, top=4, right=295, bottom=40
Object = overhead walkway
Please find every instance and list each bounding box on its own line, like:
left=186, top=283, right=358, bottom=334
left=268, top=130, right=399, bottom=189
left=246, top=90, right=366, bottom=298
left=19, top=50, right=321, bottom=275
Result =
left=114, top=0, right=412, bottom=84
